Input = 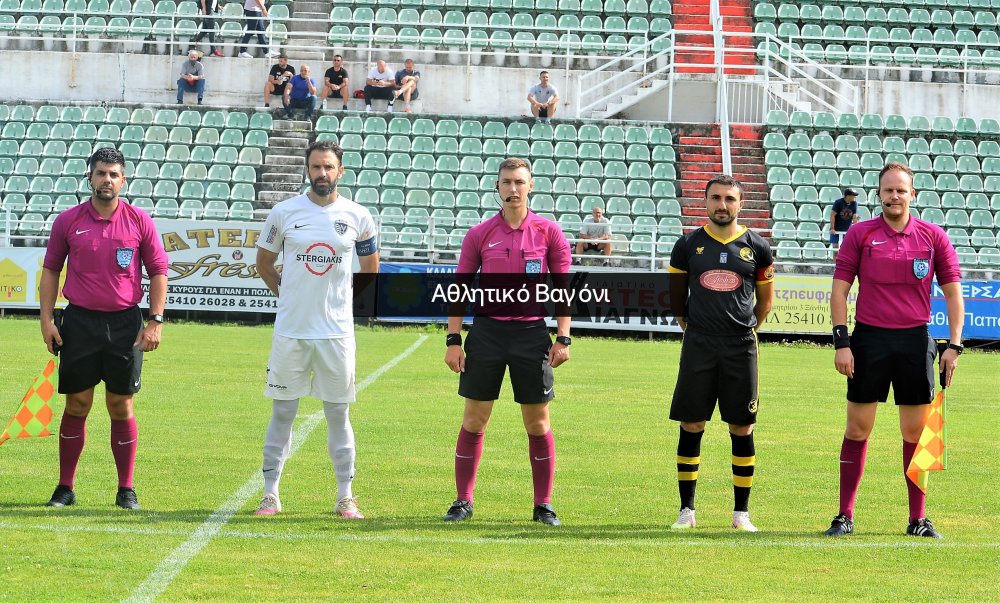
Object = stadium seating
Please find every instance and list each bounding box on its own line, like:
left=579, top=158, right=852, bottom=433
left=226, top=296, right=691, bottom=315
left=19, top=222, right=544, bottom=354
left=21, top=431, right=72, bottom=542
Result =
left=0, top=103, right=268, bottom=235
left=313, top=114, right=678, bottom=256
left=754, top=1, right=1000, bottom=77
left=765, top=110, right=1000, bottom=268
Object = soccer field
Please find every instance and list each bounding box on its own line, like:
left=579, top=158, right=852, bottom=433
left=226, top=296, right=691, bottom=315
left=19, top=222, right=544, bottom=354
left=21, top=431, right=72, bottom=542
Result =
left=0, top=317, right=997, bottom=602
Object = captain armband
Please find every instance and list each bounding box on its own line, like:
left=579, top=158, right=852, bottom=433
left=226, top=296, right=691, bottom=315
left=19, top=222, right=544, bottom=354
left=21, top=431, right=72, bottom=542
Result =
left=355, top=236, right=377, bottom=256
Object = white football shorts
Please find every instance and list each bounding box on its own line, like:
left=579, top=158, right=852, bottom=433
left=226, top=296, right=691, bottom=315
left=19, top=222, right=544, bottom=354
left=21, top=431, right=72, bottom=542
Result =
left=264, top=335, right=356, bottom=403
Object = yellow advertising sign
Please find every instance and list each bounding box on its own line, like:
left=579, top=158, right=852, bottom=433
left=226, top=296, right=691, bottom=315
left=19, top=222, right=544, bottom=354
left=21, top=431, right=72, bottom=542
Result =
left=0, top=257, right=28, bottom=303
left=760, top=274, right=859, bottom=335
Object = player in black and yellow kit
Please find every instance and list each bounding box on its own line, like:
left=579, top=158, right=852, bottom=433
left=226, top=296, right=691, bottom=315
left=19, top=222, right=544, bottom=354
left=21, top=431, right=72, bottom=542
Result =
left=667, top=174, right=775, bottom=531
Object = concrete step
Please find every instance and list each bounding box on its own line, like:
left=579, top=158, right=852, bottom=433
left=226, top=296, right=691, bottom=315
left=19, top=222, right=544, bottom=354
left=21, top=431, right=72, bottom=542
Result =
left=286, top=37, right=327, bottom=48
left=261, top=162, right=304, bottom=173
left=291, top=13, right=329, bottom=33
left=269, top=128, right=311, bottom=140
left=259, top=191, right=292, bottom=205
left=261, top=182, right=301, bottom=193
left=271, top=119, right=312, bottom=132
left=270, top=136, right=309, bottom=149
left=292, top=2, right=329, bottom=14
left=262, top=172, right=304, bottom=184
left=264, top=154, right=306, bottom=166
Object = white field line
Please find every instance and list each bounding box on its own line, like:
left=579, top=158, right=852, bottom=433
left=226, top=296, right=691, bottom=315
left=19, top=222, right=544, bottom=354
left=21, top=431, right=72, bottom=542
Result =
left=123, top=335, right=428, bottom=603
left=2, top=520, right=996, bottom=550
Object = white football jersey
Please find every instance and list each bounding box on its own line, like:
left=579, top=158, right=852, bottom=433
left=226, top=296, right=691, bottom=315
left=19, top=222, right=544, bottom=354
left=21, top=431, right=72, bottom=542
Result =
left=258, top=193, right=377, bottom=339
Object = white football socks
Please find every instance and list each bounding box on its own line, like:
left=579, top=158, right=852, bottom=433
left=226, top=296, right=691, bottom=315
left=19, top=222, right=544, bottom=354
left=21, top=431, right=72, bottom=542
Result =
left=262, top=398, right=299, bottom=498
left=323, top=401, right=356, bottom=500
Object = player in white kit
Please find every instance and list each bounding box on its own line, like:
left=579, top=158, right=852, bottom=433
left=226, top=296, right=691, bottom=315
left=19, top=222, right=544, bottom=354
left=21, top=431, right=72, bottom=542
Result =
left=254, top=140, right=379, bottom=518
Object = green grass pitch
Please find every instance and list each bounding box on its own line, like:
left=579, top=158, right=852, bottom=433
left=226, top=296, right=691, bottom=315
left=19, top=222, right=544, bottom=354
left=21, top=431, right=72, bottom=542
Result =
left=0, top=317, right=997, bottom=601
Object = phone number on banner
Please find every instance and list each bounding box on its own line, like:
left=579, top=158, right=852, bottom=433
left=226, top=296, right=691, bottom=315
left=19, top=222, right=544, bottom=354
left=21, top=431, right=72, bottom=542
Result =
left=141, top=285, right=277, bottom=312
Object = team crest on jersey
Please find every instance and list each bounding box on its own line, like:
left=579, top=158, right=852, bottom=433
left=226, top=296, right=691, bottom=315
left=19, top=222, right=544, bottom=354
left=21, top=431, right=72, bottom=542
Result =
left=739, top=247, right=754, bottom=262
left=695, top=246, right=705, bottom=255
left=115, top=247, right=135, bottom=269
left=913, top=258, right=930, bottom=279
left=334, top=220, right=348, bottom=235
left=719, top=252, right=728, bottom=263
left=525, top=259, right=542, bottom=277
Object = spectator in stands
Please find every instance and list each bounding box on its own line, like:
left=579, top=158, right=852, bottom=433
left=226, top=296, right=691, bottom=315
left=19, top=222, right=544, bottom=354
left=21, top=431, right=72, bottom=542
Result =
left=284, top=64, right=317, bottom=121
left=364, top=60, right=396, bottom=113
left=176, top=50, right=206, bottom=106
left=264, top=54, right=294, bottom=108
left=393, top=58, right=421, bottom=113
left=238, top=0, right=280, bottom=59
left=193, top=0, right=223, bottom=58
left=574, top=206, right=613, bottom=266
left=321, top=55, right=350, bottom=111
left=829, top=188, right=860, bottom=252
left=527, top=71, right=559, bottom=123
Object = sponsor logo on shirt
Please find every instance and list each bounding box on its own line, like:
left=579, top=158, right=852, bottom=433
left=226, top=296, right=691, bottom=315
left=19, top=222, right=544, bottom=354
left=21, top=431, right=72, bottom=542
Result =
left=265, top=225, right=277, bottom=244
left=719, top=252, right=728, bottom=264
left=695, top=246, right=704, bottom=254
left=298, top=242, right=344, bottom=275
left=699, top=269, right=742, bottom=292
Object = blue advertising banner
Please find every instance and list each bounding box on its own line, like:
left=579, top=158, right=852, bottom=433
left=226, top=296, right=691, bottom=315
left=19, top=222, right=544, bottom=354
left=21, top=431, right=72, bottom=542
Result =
left=930, top=280, right=1000, bottom=340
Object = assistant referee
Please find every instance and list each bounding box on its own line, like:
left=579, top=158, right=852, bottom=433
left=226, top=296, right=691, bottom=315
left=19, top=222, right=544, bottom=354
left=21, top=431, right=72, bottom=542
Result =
left=667, top=174, right=774, bottom=532
left=825, top=162, right=964, bottom=539
left=441, top=157, right=571, bottom=526
left=39, top=147, right=168, bottom=510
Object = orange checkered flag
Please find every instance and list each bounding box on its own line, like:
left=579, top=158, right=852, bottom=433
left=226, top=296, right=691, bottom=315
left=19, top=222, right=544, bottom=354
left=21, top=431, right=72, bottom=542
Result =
left=906, top=360, right=949, bottom=494
left=0, top=357, right=59, bottom=446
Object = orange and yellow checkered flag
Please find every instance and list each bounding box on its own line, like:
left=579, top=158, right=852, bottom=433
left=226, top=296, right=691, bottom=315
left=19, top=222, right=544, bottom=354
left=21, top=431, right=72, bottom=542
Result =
left=0, top=357, right=59, bottom=446
left=905, top=387, right=947, bottom=494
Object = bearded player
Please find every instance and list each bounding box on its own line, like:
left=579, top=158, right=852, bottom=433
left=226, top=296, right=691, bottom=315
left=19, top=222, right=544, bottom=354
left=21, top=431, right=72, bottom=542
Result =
left=667, top=174, right=774, bottom=531
left=254, top=140, right=378, bottom=518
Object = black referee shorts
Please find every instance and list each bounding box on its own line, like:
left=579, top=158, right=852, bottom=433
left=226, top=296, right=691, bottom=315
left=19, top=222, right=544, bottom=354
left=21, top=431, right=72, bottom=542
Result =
left=670, top=329, right=759, bottom=425
left=458, top=316, right=554, bottom=405
left=59, top=304, right=144, bottom=396
left=847, top=322, right=936, bottom=405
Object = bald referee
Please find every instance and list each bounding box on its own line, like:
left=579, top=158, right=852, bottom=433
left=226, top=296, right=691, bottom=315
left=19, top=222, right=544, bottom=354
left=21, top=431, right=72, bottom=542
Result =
left=441, top=157, right=572, bottom=526
left=667, top=174, right=774, bottom=532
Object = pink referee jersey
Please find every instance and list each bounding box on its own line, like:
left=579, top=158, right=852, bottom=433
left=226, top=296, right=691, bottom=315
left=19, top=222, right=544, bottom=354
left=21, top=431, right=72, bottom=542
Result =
left=458, top=210, right=571, bottom=321
left=43, top=200, right=169, bottom=312
left=833, top=216, right=961, bottom=329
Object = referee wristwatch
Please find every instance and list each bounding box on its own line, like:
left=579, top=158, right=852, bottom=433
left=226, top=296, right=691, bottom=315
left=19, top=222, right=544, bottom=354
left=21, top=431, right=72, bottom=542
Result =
left=149, top=314, right=165, bottom=324
left=555, top=335, right=571, bottom=346
left=947, top=343, right=964, bottom=355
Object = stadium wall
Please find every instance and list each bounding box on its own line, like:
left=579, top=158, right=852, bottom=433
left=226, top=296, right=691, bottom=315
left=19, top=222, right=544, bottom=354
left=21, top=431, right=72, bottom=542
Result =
left=5, top=50, right=604, bottom=118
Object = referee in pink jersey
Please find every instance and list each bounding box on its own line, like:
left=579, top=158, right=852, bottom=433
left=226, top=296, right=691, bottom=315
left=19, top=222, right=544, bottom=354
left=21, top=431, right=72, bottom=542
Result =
left=39, top=147, right=169, bottom=510
left=825, top=161, right=964, bottom=539
left=442, top=157, right=572, bottom=526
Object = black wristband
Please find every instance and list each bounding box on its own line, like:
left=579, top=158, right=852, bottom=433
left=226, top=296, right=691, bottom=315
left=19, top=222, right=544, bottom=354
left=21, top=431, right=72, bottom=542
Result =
left=446, top=333, right=462, bottom=347
left=832, top=325, right=850, bottom=349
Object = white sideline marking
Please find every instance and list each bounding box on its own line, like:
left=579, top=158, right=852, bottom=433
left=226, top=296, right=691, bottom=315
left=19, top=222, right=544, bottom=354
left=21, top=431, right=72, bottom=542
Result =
left=123, top=335, right=427, bottom=603
left=2, top=520, right=996, bottom=550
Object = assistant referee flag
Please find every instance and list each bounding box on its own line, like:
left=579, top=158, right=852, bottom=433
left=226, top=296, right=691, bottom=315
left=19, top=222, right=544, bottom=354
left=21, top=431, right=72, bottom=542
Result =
left=906, top=387, right=947, bottom=494
left=0, top=357, right=58, bottom=446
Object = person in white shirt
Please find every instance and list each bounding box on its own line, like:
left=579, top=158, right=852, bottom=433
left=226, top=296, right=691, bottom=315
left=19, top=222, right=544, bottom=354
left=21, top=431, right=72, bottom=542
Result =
left=363, top=59, right=396, bottom=112
left=527, top=71, right=559, bottom=123
left=254, top=140, right=379, bottom=519
left=574, top=206, right=613, bottom=266
left=238, top=0, right=280, bottom=58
